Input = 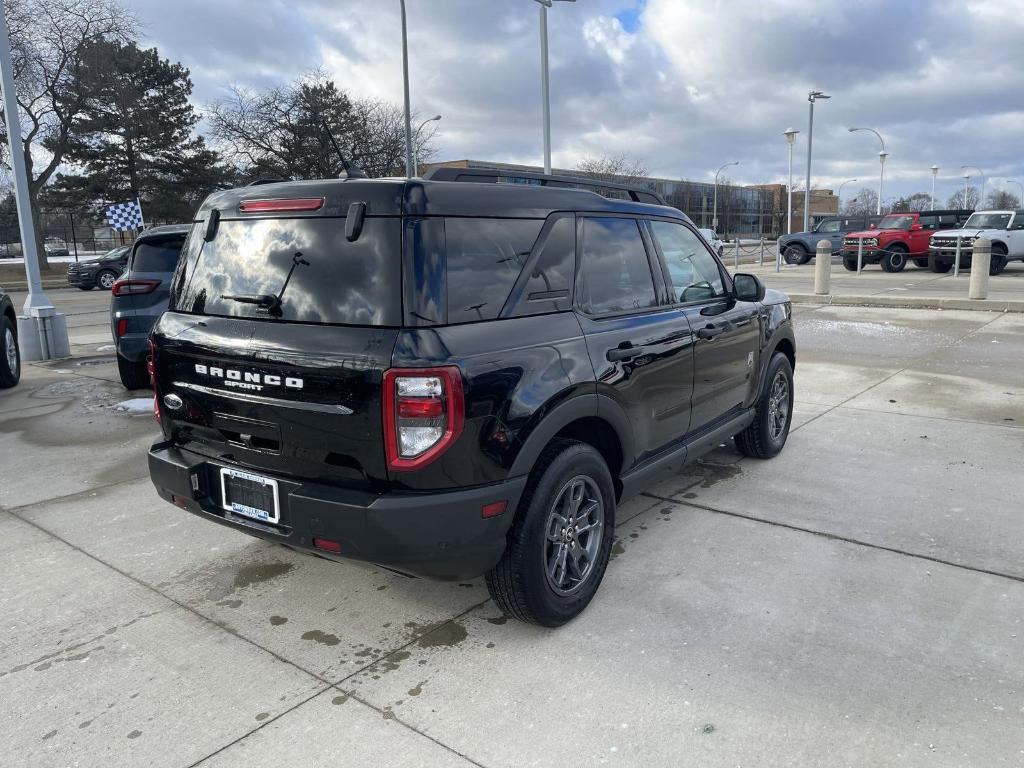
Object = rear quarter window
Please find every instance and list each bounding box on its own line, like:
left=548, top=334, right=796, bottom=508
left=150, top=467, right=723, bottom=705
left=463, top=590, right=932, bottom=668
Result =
left=132, top=237, right=186, bottom=273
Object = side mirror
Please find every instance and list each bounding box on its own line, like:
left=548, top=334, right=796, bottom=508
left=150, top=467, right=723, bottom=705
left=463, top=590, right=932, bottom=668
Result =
left=733, top=273, right=765, bottom=303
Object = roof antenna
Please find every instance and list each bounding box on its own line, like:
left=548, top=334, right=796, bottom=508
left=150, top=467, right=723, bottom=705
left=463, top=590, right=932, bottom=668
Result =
left=322, top=121, right=367, bottom=179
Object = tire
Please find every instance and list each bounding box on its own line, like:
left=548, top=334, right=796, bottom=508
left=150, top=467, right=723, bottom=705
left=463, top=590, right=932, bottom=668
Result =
left=880, top=247, right=907, bottom=273
left=928, top=255, right=952, bottom=273
left=485, top=439, right=616, bottom=627
left=842, top=256, right=858, bottom=271
left=734, top=353, right=794, bottom=460
left=783, top=244, right=808, bottom=265
left=0, top=315, right=20, bottom=388
left=96, top=269, right=118, bottom=290
left=117, top=353, right=150, bottom=390
left=77, top=286, right=94, bottom=291
left=990, top=249, right=1007, bottom=276
left=912, top=259, right=929, bottom=269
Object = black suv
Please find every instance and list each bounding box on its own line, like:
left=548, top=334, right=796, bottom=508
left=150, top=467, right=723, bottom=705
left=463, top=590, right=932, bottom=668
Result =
left=1, top=288, right=19, bottom=388
left=147, top=170, right=796, bottom=626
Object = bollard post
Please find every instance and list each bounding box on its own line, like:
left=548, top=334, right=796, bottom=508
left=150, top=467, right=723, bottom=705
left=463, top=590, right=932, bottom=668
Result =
left=814, top=239, right=831, bottom=295
left=953, top=237, right=962, bottom=278
left=759, top=237, right=765, bottom=266
left=968, top=237, right=991, bottom=299
left=857, top=237, right=864, bottom=274
left=734, top=238, right=740, bottom=270
left=775, top=240, right=781, bottom=272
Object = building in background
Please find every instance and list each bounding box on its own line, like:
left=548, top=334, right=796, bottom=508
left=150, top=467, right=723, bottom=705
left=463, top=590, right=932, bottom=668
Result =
left=421, top=160, right=837, bottom=239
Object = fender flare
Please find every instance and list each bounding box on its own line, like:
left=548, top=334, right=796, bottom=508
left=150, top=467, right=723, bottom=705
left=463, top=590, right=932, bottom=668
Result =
left=508, top=392, right=635, bottom=478
left=755, top=325, right=796, bottom=396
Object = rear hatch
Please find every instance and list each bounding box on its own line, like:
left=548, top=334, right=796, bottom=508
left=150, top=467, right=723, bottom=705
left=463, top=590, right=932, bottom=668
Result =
left=152, top=207, right=403, bottom=490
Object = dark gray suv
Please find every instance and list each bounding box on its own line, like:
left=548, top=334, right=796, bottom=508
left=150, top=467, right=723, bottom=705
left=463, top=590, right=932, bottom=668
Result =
left=779, top=215, right=881, bottom=264
left=110, top=224, right=190, bottom=388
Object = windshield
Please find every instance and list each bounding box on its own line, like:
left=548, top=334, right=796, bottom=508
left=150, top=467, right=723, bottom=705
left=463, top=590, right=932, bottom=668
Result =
left=102, top=247, right=129, bottom=261
left=877, top=215, right=913, bottom=230
left=963, top=213, right=1012, bottom=230
left=172, top=216, right=401, bottom=326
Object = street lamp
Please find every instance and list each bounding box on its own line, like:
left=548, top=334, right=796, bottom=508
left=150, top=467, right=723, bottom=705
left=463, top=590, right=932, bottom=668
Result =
left=804, top=90, right=830, bottom=232
left=930, top=165, right=939, bottom=210
left=848, top=127, right=886, bottom=215
left=783, top=128, right=799, bottom=234
left=400, top=0, right=413, bottom=178
left=713, top=160, right=739, bottom=234
left=1006, top=179, right=1024, bottom=207
left=962, top=173, right=971, bottom=209
left=533, top=0, right=576, bottom=174
left=961, top=165, right=985, bottom=209
left=837, top=178, right=858, bottom=209
left=412, top=115, right=441, bottom=176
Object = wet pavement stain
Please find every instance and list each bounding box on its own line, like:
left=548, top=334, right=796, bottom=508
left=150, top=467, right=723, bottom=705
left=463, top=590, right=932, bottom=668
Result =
left=485, top=642, right=495, bottom=649
left=254, top=712, right=270, bottom=722
left=703, top=723, right=716, bottom=734
left=697, top=463, right=742, bottom=488
left=216, top=599, right=243, bottom=608
left=332, top=694, right=350, bottom=705
left=382, top=708, right=396, bottom=720
left=301, top=630, right=340, bottom=646
left=378, top=650, right=411, bottom=672
left=41, top=730, right=57, bottom=741
left=127, top=730, right=142, bottom=739
left=610, top=541, right=626, bottom=559
left=629, top=532, right=639, bottom=539
left=485, top=616, right=507, bottom=626
left=408, top=681, right=427, bottom=696
left=205, top=561, right=295, bottom=602
left=406, top=620, right=469, bottom=649
left=269, top=615, right=288, bottom=626
left=682, top=492, right=698, bottom=499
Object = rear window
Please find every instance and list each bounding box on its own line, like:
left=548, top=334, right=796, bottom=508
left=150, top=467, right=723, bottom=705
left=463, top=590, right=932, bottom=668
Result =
left=132, top=237, right=186, bottom=272
left=172, top=217, right=401, bottom=326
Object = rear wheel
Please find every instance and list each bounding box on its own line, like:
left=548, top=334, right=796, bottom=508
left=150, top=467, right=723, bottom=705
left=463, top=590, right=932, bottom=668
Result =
left=0, top=316, right=20, bottom=388
left=117, top=353, right=150, bottom=390
left=486, top=439, right=615, bottom=627
left=880, top=247, right=908, bottom=273
left=990, top=248, right=1008, bottom=275
left=783, top=244, right=808, bottom=265
left=735, top=353, right=793, bottom=459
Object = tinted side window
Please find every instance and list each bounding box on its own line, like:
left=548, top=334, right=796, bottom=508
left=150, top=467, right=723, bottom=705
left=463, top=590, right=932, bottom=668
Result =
left=578, top=217, right=656, bottom=315
left=937, top=214, right=957, bottom=227
left=132, top=236, right=186, bottom=273
left=446, top=218, right=543, bottom=323
left=509, top=214, right=575, bottom=318
left=819, top=220, right=841, bottom=233
left=919, top=215, right=939, bottom=230
left=649, top=221, right=725, bottom=303
left=1014, top=213, right=1024, bottom=230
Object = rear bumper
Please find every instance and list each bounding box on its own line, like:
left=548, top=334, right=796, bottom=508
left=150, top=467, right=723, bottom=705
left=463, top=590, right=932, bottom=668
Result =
left=148, top=442, right=527, bottom=580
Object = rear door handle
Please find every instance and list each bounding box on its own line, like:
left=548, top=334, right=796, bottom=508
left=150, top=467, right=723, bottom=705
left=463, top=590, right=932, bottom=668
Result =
left=696, top=325, right=725, bottom=341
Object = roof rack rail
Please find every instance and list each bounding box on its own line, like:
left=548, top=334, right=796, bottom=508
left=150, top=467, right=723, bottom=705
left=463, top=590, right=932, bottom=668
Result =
left=422, top=166, right=667, bottom=206
left=246, top=178, right=290, bottom=187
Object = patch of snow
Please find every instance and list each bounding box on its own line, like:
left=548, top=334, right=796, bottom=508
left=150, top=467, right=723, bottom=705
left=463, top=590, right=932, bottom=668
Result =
left=114, top=397, right=154, bottom=414
left=96, top=344, right=116, bottom=352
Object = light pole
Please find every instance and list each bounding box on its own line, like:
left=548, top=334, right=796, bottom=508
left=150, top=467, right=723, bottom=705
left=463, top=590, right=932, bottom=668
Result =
left=783, top=128, right=799, bottom=234
left=962, top=173, right=970, bottom=209
left=848, top=127, right=886, bottom=215
left=837, top=178, right=857, bottom=210
left=930, top=165, right=939, bottom=210
left=713, top=161, right=739, bottom=235
left=533, top=0, right=576, bottom=174
left=1006, top=179, right=1024, bottom=207
left=412, top=115, right=441, bottom=176
left=400, top=0, right=413, bottom=178
left=961, top=165, right=985, bottom=208
left=804, top=90, right=830, bottom=232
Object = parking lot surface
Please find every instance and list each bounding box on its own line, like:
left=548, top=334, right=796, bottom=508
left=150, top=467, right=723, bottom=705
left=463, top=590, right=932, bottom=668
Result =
left=1, top=289, right=1022, bottom=767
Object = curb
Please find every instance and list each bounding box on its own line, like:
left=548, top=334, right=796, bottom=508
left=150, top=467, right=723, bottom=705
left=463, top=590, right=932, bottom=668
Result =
left=789, top=293, right=1024, bottom=313
left=0, top=280, right=70, bottom=291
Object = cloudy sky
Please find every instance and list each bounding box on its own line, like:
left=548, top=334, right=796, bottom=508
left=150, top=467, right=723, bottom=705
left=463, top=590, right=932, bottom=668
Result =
left=131, top=0, right=1024, bottom=204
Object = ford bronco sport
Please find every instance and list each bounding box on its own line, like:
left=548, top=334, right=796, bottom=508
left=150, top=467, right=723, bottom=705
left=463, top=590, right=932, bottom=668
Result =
left=928, top=210, right=1024, bottom=275
left=841, top=209, right=972, bottom=272
left=147, top=169, right=796, bottom=626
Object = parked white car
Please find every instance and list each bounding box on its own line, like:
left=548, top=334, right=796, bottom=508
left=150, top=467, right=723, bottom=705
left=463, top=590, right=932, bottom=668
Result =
left=928, top=210, right=1024, bottom=274
left=698, top=228, right=725, bottom=257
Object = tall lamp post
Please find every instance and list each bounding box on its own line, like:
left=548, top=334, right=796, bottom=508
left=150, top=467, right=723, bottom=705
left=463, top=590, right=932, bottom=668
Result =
left=848, top=127, right=886, bottom=215
left=837, top=178, right=858, bottom=210
left=533, top=0, right=576, bottom=174
left=930, top=165, right=939, bottom=210
left=961, top=165, right=985, bottom=208
left=399, top=0, right=413, bottom=178
left=783, top=128, right=799, bottom=234
left=1006, top=179, right=1024, bottom=207
left=412, top=114, right=441, bottom=176
left=804, top=91, right=830, bottom=232
left=961, top=173, right=971, bottom=209
left=713, top=160, right=739, bottom=235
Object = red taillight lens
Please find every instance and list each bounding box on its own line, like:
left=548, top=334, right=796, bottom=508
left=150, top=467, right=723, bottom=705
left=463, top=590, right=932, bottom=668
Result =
left=148, top=338, right=160, bottom=422
left=112, top=279, right=161, bottom=296
left=383, top=367, right=464, bottom=471
left=239, top=197, right=325, bottom=213
left=313, top=538, right=342, bottom=554
left=116, top=318, right=129, bottom=337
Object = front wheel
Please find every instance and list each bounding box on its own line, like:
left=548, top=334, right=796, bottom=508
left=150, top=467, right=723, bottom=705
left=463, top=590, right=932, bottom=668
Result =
left=486, top=439, right=615, bottom=627
left=842, top=256, right=858, bottom=271
left=0, top=315, right=20, bottom=388
left=912, top=259, right=929, bottom=269
left=990, top=251, right=1007, bottom=275
left=929, top=255, right=953, bottom=273
left=881, top=248, right=907, bottom=273
left=783, top=244, right=807, bottom=265
left=96, top=269, right=118, bottom=290
left=734, top=353, right=794, bottom=459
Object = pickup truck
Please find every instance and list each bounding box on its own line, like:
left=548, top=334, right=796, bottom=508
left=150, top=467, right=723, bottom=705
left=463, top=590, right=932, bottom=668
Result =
left=841, top=209, right=972, bottom=272
left=928, top=210, right=1024, bottom=275
left=778, top=215, right=880, bottom=264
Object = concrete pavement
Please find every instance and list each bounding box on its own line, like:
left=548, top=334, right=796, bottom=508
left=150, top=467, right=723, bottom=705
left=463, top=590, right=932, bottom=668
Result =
left=1, top=297, right=1022, bottom=767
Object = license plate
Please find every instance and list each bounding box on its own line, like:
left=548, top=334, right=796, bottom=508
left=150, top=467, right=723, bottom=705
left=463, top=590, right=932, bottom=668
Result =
left=220, top=468, right=280, bottom=524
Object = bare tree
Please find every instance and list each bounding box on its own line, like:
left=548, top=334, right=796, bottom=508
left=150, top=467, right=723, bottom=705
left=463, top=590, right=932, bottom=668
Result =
left=574, top=153, right=648, bottom=185
left=986, top=189, right=1019, bottom=209
left=844, top=187, right=878, bottom=216
left=946, top=186, right=979, bottom=210
left=0, top=0, right=136, bottom=270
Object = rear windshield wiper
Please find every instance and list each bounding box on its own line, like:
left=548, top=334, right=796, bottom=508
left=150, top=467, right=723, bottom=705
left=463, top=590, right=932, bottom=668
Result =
left=221, top=293, right=280, bottom=312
